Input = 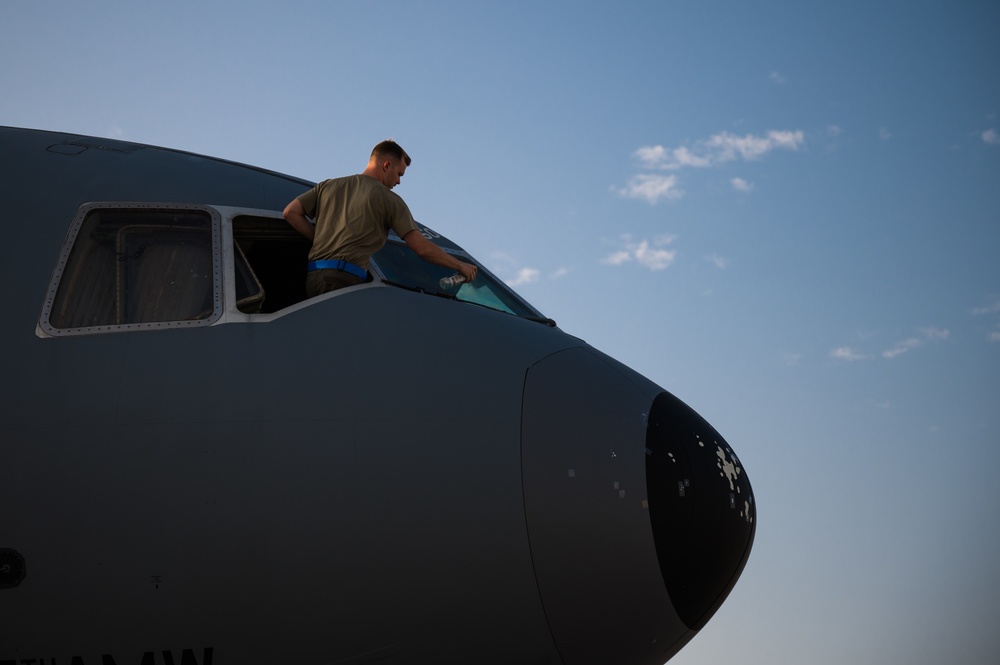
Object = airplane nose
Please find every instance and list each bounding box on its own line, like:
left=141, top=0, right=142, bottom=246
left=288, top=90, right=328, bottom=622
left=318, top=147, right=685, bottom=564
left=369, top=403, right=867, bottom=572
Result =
left=644, top=390, right=756, bottom=632
left=521, top=347, right=755, bottom=664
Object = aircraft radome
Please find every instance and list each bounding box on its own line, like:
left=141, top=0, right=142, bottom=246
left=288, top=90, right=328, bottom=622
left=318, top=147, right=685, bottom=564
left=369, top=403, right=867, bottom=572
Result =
left=0, top=126, right=755, bottom=665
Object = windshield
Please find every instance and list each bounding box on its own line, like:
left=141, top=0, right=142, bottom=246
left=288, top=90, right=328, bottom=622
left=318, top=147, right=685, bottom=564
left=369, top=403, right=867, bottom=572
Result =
left=372, top=240, right=549, bottom=323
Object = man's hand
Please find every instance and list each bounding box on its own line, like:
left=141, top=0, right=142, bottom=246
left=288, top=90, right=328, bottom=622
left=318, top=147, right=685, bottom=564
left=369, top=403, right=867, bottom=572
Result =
left=456, top=261, right=478, bottom=283
left=404, top=230, right=478, bottom=282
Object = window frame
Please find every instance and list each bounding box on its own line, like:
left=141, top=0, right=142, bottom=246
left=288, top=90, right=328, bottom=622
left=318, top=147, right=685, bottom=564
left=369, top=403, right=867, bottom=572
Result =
left=38, top=202, right=225, bottom=337
left=369, top=231, right=547, bottom=322
left=37, top=203, right=550, bottom=338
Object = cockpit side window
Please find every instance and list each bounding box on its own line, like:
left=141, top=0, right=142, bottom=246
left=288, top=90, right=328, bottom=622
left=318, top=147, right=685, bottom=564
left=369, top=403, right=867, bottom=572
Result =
left=39, top=203, right=223, bottom=336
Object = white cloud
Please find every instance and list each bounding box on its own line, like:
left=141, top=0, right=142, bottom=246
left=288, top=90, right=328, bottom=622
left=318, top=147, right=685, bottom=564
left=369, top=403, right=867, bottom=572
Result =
left=769, top=71, right=787, bottom=84
left=982, top=128, right=1000, bottom=145
left=977, top=301, right=1000, bottom=342
left=634, top=145, right=666, bottom=165
left=830, top=347, right=870, bottom=362
left=616, top=173, right=684, bottom=204
left=706, top=130, right=805, bottom=161
left=919, top=327, right=950, bottom=342
left=882, top=338, right=921, bottom=359
left=620, top=129, right=804, bottom=205
left=602, top=235, right=677, bottom=270
left=972, top=299, right=1000, bottom=316
left=634, top=240, right=676, bottom=270
left=833, top=327, right=949, bottom=362
left=879, top=127, right=892, bottom=140
left=634, top=146, right=711, bottom=170
left=826, top=125, right=843, bottom=137
left=632, top=130, right=805, bottom=171
left=705, top=253, right=729, bottom=269
left=506, top=267, right=540, bottom=287
left=488, top=251, right=550, bottom=287
left=601, top=250, right=632, bottom=266
left=882, top=327, right=949, bottom=359
left=551, top=267, right=570, bottom=279
left=731, top=177, right=753, bottom=192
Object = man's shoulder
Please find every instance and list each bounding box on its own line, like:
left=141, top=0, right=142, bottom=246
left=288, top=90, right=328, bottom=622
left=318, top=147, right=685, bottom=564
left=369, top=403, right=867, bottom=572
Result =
left=324, top=174, right=398, bottom=193
left=317, top=174, right=363, bottom=188
left=382, top=186, right=408, bottom=205
left=312, top=175, right=410, bottom=211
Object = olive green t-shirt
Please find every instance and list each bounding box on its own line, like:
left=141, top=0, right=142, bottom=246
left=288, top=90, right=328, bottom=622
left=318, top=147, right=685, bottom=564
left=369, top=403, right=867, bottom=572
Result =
left=298, top=174, right=418, bottom=270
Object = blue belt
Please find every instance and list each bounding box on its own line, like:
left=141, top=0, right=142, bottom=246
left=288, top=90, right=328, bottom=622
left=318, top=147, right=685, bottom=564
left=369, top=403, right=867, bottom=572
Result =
left=307, top=260, right=367, bottom=280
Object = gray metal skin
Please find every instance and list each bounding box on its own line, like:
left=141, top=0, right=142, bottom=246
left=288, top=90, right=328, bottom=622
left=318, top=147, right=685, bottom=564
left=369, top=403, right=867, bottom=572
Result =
left=0, top=127, right=755, bottom=665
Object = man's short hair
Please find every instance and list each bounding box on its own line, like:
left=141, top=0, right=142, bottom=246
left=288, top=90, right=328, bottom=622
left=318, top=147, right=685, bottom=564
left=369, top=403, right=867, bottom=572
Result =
left=372, top=140, right=411, bottom=166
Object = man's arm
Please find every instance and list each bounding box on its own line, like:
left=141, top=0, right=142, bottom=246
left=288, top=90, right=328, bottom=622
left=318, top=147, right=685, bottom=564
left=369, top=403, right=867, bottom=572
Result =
left=402, top=230, right=479, bottom=283
left=283, top=198, right=315, bottom=241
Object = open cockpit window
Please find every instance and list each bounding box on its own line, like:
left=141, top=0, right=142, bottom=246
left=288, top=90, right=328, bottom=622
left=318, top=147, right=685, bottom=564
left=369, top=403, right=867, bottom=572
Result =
left=233, top=239, right=266, bottom=313
left=231, top=214, right=311, bottom=313
left=372, top=238, right=550, bottom=323
left=39, top=203, right=223, bottom=335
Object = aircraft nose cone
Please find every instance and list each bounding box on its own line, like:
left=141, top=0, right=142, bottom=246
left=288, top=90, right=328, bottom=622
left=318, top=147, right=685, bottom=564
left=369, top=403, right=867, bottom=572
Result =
left=644, top=390, right=756, bottom=631
left=521, top=347, right=755, bottom=664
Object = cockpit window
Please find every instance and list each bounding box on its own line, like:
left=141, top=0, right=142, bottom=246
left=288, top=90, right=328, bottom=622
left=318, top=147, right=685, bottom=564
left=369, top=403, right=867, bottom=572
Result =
left=38, top=204, right=550, bottom=336
left=231, top=214, right=310, bottom=312
left=39, top=203, right=222, bottom=335
left=372, top=239, right=548, bottom=322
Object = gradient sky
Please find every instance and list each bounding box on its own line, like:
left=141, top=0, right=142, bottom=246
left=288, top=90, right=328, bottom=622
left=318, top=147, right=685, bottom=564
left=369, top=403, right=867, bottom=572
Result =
left=3, top=1, right=998, bottom=663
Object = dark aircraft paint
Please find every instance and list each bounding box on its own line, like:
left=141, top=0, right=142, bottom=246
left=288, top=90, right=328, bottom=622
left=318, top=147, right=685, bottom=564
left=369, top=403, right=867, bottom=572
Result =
left=0, top=127, right=755, bottom=664
left=0, top=649, right=212, bottom=665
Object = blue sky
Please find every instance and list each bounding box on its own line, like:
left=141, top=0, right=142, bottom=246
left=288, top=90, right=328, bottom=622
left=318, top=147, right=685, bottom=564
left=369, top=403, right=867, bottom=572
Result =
left=4, top=1, right=998, bottom=662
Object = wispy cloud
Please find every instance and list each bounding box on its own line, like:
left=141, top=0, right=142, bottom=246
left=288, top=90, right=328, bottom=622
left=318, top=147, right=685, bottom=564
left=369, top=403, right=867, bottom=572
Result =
left=488, top=251, right=542, bottom=287
left=601, top=234, right=677, bottom=270
left=832, top=327, right=950, bottom=362
left=769, top=71, right=787, bottom=84
left=982, top=128, right=1000, bottom=145
left=731, top=177, right=753, bottom=192
left=882, top=337, right=922, bottom=359
left=882, top=328, right=949, bottom=358
left=618, top=129, right=805, bottom=205
left=615, top=173, right=684, bottom=205
left=636, top=130, right=805, bottom=170
left=973, top=298, right=1000, bottom=342
left=919, top=327, right=950, bottom=342
left=603, top=250, right=631, bottom=266
left=485, top=252, right=570, bottom=287
left=972, top=298, right=1000, bottom=316
left=879, top=127, right=892, bottom=141
left=634, top=146, right=711, bottom=169
left=507, top=267, right=540, bottom=287
left=830, top=347, right=871, bottom=362
left=705, top=253, right=729, bottom=269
